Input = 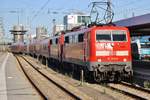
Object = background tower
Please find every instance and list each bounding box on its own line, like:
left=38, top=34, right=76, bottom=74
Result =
left=10, top=25, right=27, bottom=43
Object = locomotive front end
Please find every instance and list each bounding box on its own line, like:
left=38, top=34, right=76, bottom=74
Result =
left=88, top=26, right=133, bottom=82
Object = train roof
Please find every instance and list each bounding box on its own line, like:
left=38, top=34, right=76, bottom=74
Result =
left=63, top=25, right=129, bottom=36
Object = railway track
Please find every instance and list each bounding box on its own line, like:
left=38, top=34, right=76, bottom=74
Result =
left=15, top=55, right=92, bottom=100
left=107, top=82, right=150, bottom=100
left=17, top=55, right=150, bottom=100
left=15, top=55, right=46, bottom=100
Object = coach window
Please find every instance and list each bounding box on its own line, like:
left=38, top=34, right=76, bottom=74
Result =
left=44, top=45, right=46, bottom=49
left=72, top=35, right=76, bottom=43
left=52, top=39, right=54, bottom=44
left=55, top=38, right=58, bottom=44
left=50, top=40, right=52, bottom=44
left=42, top=45, right=44, bottom=49
left=75, top=35, right=78, bottom=43
left=69, top=35, right=73, bottom=43
left=45, top=45, right=47, bottom=50
left=45, top=45, right=48, bottom=49
left=78, top=34, right=84, bottom=42
left=65, top=36, right=69, bottom=43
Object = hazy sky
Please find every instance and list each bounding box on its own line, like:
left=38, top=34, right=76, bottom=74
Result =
left=0, top=0, right=150, bottom=38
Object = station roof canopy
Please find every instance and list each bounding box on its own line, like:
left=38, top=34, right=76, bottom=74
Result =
left=114, top=13, right=150, bottom=36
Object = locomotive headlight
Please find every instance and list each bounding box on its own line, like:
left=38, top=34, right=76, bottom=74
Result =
left=123, top=58, right=127, bottom=62
left=98, top=65, right=105, bottom=72
left=98, top=59, right=101, bottom=62
left=125, top=66, right=131, bottom=72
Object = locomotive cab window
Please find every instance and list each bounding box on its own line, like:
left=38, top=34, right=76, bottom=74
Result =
left=96, top=31, right=111, bottom=41
left=112, top=31, right=127, bottom=41
left=96, top=30, right=127, bottom=42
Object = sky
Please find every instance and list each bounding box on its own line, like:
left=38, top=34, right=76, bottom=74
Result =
left=0, top=0, right=150, bottom=39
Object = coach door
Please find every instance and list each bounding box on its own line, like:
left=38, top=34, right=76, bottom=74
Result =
left=59, top=34, right=64, bottom=62
left=49, top=40, right=52, bottom=57
left=84, top=32, right=90, bottom=62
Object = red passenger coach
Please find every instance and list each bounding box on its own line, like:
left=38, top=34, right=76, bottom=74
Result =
left=39, top=38, right=50, bottom=58
left=61, top=25, right=133, bottom=82
left=29, top=40, right=37, bottom=57
left=10, top=42, right=25, bottom=54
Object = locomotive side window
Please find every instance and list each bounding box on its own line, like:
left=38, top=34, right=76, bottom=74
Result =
left=78, top=34, right=84, bottom=42
left=96, top=31, right=111, bottom=41
left=65, top=36, right=69, bottom=43
left=112, top=31, right=127, bottom=41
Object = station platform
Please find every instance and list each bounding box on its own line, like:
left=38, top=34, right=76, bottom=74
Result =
left=0, top=52, right=42, bottom=100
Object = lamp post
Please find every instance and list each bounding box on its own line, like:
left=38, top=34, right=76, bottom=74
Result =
left=9, top=9, right=20, bottom=25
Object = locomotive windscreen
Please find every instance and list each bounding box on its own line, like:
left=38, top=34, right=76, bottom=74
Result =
left=96, top=30, right=127, bottom=42
left=112, top=31, right=126, bottom=41
left=96, top=31, right=111, bottom=41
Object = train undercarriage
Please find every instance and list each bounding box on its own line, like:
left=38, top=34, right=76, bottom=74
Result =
left=92, top=70, right=133, bottom=82
left=29, top=54, right=133, bottom=83
left=91, top=63, right=133, bottom=82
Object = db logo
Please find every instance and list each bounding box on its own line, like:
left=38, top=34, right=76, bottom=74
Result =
left=96, top=43, right=114, bottom=50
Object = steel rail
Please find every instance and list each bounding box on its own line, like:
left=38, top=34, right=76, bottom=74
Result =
left=20, top=55, right=85, bottom=100
left=15, top=55, right=46, bottom=100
